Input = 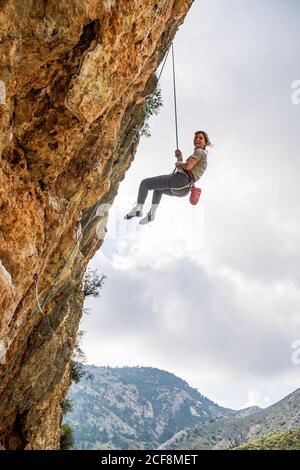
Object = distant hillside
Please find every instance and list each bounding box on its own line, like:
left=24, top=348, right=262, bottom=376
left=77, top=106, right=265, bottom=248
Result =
left=159, top=388, right=300, bottom=450
left=64, top=365, right=257, bottom=450
left=234, top=429, right=300, bottom=450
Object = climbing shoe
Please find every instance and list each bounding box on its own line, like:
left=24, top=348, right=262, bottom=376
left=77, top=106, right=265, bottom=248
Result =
left=124, top=207, right=143, bottom=220
left=139, top=211, right=154, bottom=225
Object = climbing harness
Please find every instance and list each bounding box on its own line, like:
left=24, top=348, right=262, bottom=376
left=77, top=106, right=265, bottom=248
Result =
left=169, top=171, right=192, bottom=194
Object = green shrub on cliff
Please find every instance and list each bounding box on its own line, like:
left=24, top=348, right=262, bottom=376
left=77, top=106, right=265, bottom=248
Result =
left=140, top=87, right=163, bottom=138
left=233, top=429, right=300, bottom=450
left=60, top=424, right=74, bottom=450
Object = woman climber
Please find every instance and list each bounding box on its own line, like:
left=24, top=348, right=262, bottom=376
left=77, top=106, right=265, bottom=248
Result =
left=124, top=130, right=211, bottom=224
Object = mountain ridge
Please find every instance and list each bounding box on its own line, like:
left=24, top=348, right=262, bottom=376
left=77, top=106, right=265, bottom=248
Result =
left=65, top=364, right=261, bottom=449
left=159, top=387, right=300, bottom=450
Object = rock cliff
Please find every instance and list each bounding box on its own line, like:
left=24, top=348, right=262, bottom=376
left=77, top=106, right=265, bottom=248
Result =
left=0, top=0, right=193, bottom=449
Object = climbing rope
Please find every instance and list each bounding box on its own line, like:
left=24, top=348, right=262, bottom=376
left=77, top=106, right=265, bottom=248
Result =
left=33, top=273, right=43, bottom=315
left=171, top=43, right=179, bottom=149
left=1, top=42, right=173, bottom=388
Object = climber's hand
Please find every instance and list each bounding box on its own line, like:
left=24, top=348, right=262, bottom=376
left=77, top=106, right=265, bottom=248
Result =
left=175, top=149, right=183, bottom=161
left=175, top=161, right=184, bottom=168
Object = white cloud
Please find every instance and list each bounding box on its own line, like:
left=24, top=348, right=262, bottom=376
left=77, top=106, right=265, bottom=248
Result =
left=242, top=390, right=272, bottom=409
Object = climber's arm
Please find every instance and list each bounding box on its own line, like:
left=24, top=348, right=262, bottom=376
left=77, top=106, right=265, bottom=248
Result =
left=176, top=156, right=198, bottom=171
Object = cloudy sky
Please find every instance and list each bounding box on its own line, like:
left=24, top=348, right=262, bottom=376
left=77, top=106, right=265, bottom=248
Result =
left=80, top=0, right=300, bottom=410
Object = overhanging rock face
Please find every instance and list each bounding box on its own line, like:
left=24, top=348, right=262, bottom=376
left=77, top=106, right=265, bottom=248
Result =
left=0, top=0, right=193, bottom=449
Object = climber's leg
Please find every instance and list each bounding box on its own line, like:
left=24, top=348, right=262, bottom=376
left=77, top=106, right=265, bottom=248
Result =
left=139, top=188, right=174, bottom=225
left=137, top=174, right=171, bottom=204
left=152, top=188, right=171, bottom=205
left=137, top=176, right=172, bottom=225
left=138, top=173, right=191, bottom=225
left=125, top=173, right=190, bottom=222
left=138, top=172, right=189, bottom=205
left=125, top=174, right=171, bottom=220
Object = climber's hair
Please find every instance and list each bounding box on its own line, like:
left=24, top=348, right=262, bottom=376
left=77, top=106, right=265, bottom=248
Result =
left=195, top=130, right=213, bottom=149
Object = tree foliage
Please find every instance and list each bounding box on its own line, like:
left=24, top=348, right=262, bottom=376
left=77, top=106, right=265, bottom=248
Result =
left=82, top=269, right=107, bottom=298
left=140, top=86, right=163, bottom=138
left=60, top=424, right=74, bottom=450
left=61, top=398, right=73, bottom=416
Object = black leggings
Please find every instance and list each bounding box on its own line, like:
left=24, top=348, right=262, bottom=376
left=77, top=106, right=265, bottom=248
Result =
left=137, top=172, right=191, bottom=205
